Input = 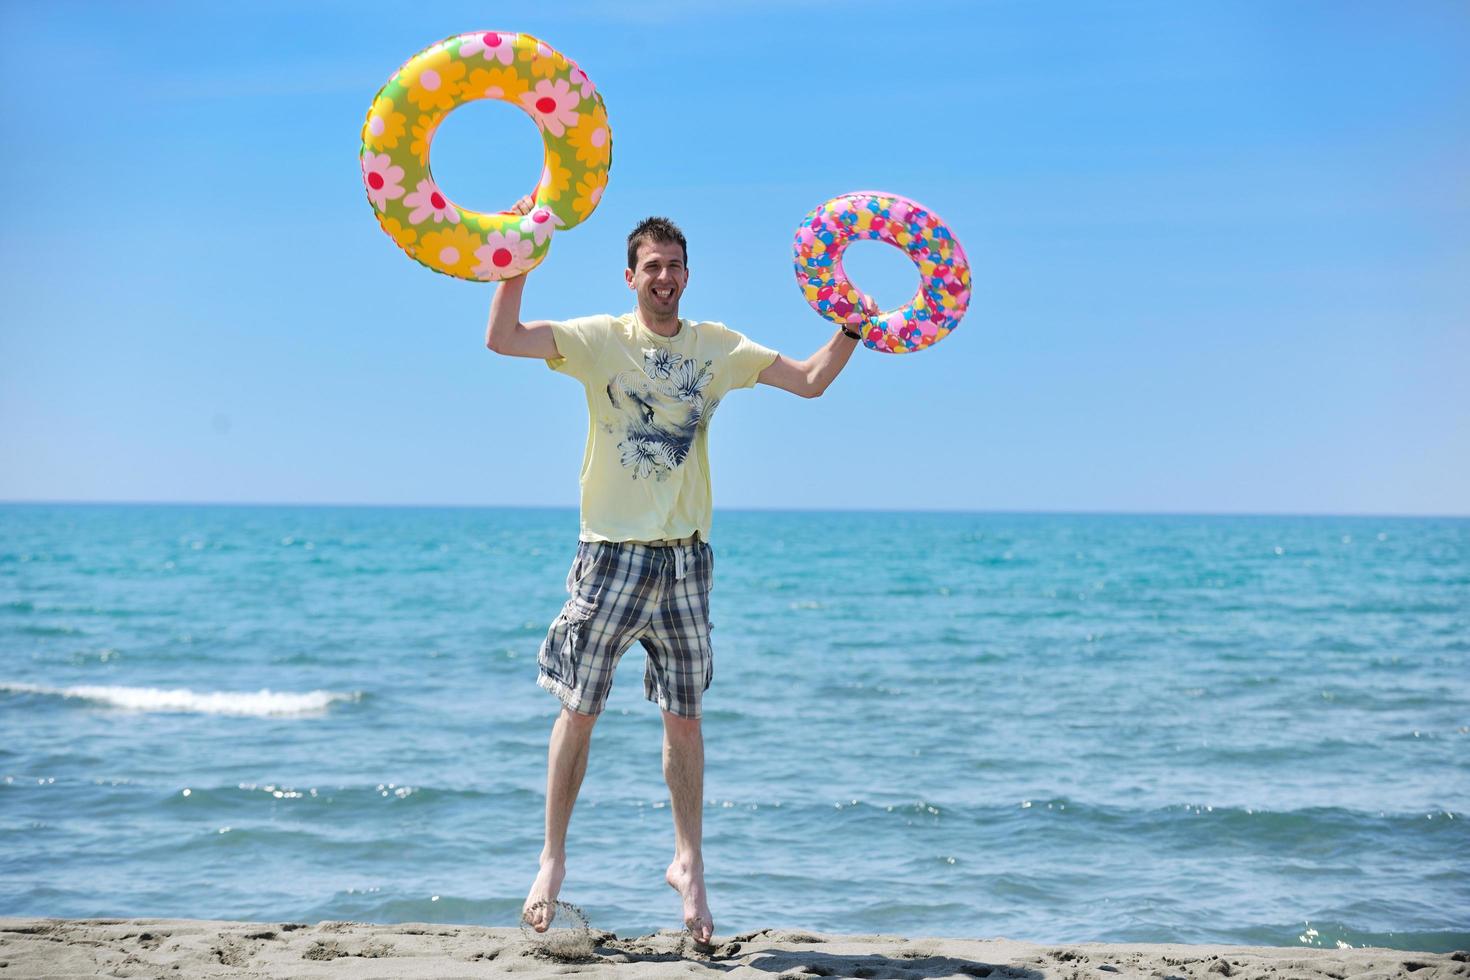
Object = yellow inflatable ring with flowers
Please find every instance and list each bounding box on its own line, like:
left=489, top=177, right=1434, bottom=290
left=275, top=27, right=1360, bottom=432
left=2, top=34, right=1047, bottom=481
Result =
left=359, top=32, right=612, bottom=281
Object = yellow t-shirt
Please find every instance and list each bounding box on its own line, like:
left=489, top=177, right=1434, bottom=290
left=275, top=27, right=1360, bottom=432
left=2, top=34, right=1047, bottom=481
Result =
left=546, top=312, right=778, bottom=543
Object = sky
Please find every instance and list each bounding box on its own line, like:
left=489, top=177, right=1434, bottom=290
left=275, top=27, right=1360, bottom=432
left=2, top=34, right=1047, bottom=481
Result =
left=1, top=0, right=1466, bottom=515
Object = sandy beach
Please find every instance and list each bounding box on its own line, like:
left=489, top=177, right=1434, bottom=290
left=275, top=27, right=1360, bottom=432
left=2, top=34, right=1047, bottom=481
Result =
left=1, top=918, right=1464, bottom=980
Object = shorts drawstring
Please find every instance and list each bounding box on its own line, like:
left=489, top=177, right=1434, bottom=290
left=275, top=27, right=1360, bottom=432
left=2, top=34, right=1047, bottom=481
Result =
left=672, top=546, right=687, bottom=582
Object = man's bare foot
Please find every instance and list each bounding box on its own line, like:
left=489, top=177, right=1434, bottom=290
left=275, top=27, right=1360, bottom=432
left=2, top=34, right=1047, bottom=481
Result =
left=523, top=856, right=566, bottom=932
left=665, top=856, right=713, bottom=944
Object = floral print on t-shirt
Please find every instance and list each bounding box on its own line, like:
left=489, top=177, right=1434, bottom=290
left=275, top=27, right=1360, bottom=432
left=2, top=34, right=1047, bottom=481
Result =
left=605, top=348, right=719, bottom=481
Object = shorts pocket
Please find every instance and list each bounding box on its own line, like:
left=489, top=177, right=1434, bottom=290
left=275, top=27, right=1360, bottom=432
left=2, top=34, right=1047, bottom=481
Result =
left=566, top=542, right=609, bottom=602
left=540, top=595, right=598, bottom=687
left=565, top=594, right=597, bottom=625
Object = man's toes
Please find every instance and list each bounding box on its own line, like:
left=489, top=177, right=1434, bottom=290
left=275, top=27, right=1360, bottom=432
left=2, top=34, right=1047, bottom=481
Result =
left=523, top=901, right=556, bottom=932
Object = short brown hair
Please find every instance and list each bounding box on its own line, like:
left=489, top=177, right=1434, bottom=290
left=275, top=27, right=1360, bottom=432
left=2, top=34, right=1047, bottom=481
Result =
left=627, top=216, right=687, bottom=270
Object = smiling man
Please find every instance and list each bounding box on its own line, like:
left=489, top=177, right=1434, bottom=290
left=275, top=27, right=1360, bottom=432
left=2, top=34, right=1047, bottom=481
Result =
left=485, top=208, right=868, bottom=944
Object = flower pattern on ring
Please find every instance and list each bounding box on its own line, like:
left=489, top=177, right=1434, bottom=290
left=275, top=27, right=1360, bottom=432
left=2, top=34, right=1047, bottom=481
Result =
left=463, top=66, right=527, bottom=103
left=520, top=39, right=561, bottom=79
left=361, top=152, right=405, bottom=210
left=362, top=32, right=610, bottom=281
left=420, top=225, right=481, bottom=278
left=571, top=174, right=605, bottom=222
left=403, top=179, right=459, bottom=225
left=379, top=215, right=417, bottom=249
left=459, top=31, right=516, bottom=64
left=364, top=95, right=406, bottom=151
left=568, top=63, right=596, bottom=100
left=409, top=110, right=443, bottom=166
left=521, top=207, right=565, bottom=247
left=403, top=50, right=465, bottom=113
left=539, top=149, right=572, bottom=201
left=521, top=78, right=581, bottom=137
left=567, top=105, right=611, bottom=169
left=472, top=229, right=536, bottom=279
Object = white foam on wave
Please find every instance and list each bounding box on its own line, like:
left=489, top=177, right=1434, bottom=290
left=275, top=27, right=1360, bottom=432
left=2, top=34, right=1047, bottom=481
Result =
left=0, top=682, right=356, bottom=717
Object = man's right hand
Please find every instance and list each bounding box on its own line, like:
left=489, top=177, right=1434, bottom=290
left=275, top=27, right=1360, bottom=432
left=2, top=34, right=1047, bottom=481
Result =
left=510, top=193, right=536, bottom=216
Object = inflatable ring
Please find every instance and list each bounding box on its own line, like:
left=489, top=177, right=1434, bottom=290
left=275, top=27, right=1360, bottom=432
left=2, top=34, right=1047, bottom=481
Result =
left=793, top=191, right=971, bottom=354
left=359, top=32, right=612, bottom=281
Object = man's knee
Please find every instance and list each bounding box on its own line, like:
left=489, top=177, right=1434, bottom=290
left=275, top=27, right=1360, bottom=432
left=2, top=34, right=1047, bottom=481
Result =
left=661, top=709, right=701, bottom=739
left=559, top=706, right=600, bottom=734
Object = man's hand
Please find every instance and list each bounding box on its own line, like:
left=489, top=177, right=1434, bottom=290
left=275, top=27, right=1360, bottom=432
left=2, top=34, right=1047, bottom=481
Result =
left=509, top=193, right=535, bottom=216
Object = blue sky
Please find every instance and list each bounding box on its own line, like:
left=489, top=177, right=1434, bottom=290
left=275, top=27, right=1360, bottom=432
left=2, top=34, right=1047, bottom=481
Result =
left=1, top=0, right=1466, bottom=514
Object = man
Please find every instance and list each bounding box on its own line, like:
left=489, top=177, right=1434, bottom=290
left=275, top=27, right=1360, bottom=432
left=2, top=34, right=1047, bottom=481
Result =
left=485, top=206, right=868, bottom=944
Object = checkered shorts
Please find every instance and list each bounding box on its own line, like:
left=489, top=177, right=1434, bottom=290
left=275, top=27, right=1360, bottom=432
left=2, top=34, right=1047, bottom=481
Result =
left=537, top=538, right=715, bottom=719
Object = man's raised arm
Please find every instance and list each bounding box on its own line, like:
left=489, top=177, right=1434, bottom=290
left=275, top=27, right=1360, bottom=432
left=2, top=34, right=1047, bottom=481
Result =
left=485, top=272, right=561, bottom=359
left=484, top=193, right=561, bottom=360
left=756, top=297, right=877, bottom=398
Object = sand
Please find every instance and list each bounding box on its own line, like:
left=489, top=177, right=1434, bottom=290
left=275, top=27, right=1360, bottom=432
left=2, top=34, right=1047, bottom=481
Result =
left=1, top=917, right=1464, bottom=979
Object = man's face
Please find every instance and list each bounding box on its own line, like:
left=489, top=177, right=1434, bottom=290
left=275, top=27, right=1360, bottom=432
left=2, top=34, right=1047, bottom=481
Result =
left=626, top=240, right=688, bottom=318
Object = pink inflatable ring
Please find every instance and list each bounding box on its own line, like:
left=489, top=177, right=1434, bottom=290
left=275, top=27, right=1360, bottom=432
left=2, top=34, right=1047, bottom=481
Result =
left=793, top=191, right=971, bottom=354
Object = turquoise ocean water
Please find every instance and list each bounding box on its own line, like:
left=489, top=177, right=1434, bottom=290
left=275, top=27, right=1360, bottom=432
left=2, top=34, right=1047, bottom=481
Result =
left=1, top=504, right=1466, bottom=950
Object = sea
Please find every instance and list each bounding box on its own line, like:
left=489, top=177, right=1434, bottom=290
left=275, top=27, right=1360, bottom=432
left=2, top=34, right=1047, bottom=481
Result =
left=1, top=504, right=1466, bottom=951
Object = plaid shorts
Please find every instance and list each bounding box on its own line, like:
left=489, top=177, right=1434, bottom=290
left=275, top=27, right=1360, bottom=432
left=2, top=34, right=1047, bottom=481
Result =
left=537, top=538, right=715, bottom=719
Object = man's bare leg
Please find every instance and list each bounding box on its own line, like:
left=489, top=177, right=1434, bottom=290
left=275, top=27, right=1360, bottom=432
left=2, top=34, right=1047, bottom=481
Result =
left=524, top=706, right=598, bottom=931
left=661, top=709, right=713, bottom=943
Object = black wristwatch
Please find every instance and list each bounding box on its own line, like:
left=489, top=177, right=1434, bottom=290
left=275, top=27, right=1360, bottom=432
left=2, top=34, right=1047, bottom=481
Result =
left=840, top=327, right=862, bottom=341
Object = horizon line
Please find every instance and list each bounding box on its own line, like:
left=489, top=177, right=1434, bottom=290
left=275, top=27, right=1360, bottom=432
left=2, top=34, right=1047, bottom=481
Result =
left=2, top=499, right=1466, bottom=521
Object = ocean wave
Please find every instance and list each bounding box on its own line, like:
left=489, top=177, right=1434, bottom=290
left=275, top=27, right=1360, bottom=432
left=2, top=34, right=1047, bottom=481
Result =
left=0, top=682, right=358, bottom=717
left=694, top=795, right=1468, bottom=830
left=1236, top=920, right=1470, bottom=954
